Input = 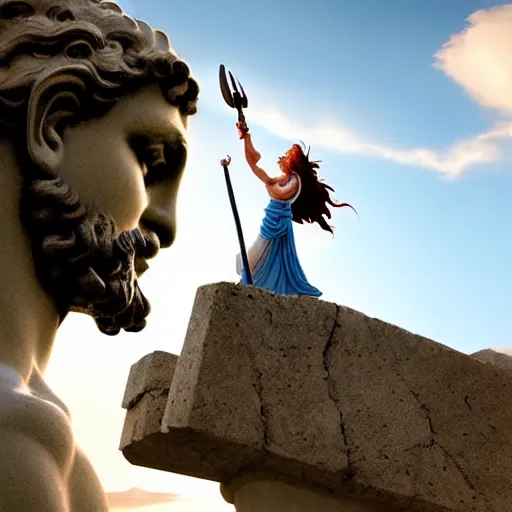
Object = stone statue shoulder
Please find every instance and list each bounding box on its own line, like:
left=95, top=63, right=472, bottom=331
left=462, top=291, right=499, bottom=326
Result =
left=0, top=364, right=74, bottom=473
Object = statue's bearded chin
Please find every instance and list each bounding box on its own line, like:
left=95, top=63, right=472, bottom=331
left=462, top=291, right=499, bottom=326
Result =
left=20, top=167, right=161, bottom=336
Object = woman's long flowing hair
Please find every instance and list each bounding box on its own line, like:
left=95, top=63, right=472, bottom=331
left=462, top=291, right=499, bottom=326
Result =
left=279, top=143, right=357, bottom=234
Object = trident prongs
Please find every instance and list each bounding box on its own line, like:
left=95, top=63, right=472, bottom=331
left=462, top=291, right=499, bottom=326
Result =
left=227, top=69, right=248, bottom=110
left=239, top=81, right=248, bottom=109
left=219, top=64, right=248, bottom=123
left=219, top=64, right=234, bottom=108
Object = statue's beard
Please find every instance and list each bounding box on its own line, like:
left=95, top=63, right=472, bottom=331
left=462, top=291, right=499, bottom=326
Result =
left=20, top=167, right=160, bottom=336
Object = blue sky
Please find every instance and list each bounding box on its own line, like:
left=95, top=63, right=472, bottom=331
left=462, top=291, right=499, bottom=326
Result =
left=46, top=1, right=512, bottom=509
left=123, top=0, right=512, bottom=353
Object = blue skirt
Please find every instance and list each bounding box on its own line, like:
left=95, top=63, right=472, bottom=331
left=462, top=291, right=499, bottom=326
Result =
left=242, top=199, right=322, bottom=297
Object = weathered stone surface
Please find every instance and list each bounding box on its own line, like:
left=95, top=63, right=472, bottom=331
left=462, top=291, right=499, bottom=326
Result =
left=121, top=351, right=177, bottom=409
left=471, top=348, right=512, bottom=372
left=120, top=351, right=177, bottom=450
left=121, top=282, right=512, bottom=512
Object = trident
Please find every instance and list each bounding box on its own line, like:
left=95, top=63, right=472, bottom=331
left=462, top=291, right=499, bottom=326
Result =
left=219, top=63, right=248, bottom=129
left=219, top=64, right=252, bottom=285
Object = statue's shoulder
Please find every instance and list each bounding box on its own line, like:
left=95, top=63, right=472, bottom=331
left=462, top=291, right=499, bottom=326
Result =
left=0, top=364, right=74, bottom=472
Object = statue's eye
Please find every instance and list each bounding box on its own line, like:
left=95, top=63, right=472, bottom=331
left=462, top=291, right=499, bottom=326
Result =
left=144, top=144, right=167, bottom=170
left=133, top=141, right=166, bottom=182
left=132, top=137, right=186, bottom=185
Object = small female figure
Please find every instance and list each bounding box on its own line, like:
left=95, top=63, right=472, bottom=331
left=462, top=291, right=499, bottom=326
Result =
left=235, top=121, right=356, bottom=297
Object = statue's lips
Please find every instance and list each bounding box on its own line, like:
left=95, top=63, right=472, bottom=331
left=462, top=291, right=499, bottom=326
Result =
left=134, top=228, right=160, bottom=278
left=135, top=257, right=150, bottom=278
left=138, top=229, right=161, bottom=259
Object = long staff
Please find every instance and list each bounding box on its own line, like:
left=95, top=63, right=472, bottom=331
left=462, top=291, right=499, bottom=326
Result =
left=220, top=156, right=252, bottom=285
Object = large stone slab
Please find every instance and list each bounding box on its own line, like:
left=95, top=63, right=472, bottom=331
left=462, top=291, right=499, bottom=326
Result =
left=121, top=282, right=512, bottom=512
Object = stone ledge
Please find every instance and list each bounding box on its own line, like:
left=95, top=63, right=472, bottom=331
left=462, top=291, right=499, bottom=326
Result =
left=121, top=351, right=177, bottom=410
left=120, top=282, right=512, bottom=512
left=120, top=351, right=177, bottom=451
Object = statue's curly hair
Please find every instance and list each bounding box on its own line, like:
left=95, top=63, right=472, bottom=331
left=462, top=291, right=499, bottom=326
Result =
left=280, top=144, right=357, bottom=234
left=0, top=0, right=199, bottom=335
left=0, top=0, right=199, bottom=132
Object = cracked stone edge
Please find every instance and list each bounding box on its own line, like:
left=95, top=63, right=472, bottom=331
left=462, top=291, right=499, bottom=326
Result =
left=322, top=303, right=355, bottom=481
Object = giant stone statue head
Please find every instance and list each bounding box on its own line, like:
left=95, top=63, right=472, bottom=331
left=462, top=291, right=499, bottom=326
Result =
left=0, top=0, right=199, bottom=335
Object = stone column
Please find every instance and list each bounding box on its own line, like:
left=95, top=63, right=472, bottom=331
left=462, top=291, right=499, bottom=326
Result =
left=120, top=282, right=512, bottom=512
left=220, top=480, right=377, bottom=512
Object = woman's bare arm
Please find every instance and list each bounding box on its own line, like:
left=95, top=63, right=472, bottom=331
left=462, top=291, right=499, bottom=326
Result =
left=242, top=133, right=272, bottom=184
left=238, top=125, right=296, bottom=195
left=242, top=132, right=260, bottom=167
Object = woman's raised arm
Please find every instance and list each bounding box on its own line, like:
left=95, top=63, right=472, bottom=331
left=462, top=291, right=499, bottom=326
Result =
left=238, top=123, right=272, bottom=185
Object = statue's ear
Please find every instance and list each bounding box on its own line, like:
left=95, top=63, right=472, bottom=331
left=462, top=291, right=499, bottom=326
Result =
left=26, top=66, right=90, bottom=172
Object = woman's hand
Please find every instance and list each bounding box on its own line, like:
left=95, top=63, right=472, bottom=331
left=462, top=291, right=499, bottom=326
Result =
left=236, top=121, right=249, bottom=139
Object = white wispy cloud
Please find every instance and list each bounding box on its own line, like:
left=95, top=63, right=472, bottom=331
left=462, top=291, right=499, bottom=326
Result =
left=247, top=107, right=508, bottom=177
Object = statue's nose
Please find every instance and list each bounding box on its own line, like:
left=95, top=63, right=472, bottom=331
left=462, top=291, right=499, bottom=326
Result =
left=139, top=183, right=180, bottom=248
left=139, top=129, right=188, bottom=249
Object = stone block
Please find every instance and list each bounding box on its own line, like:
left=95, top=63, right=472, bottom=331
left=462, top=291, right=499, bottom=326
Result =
left=121, top=282, right=512, bottom=512
left=120, top=351, right=177, bottom=449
